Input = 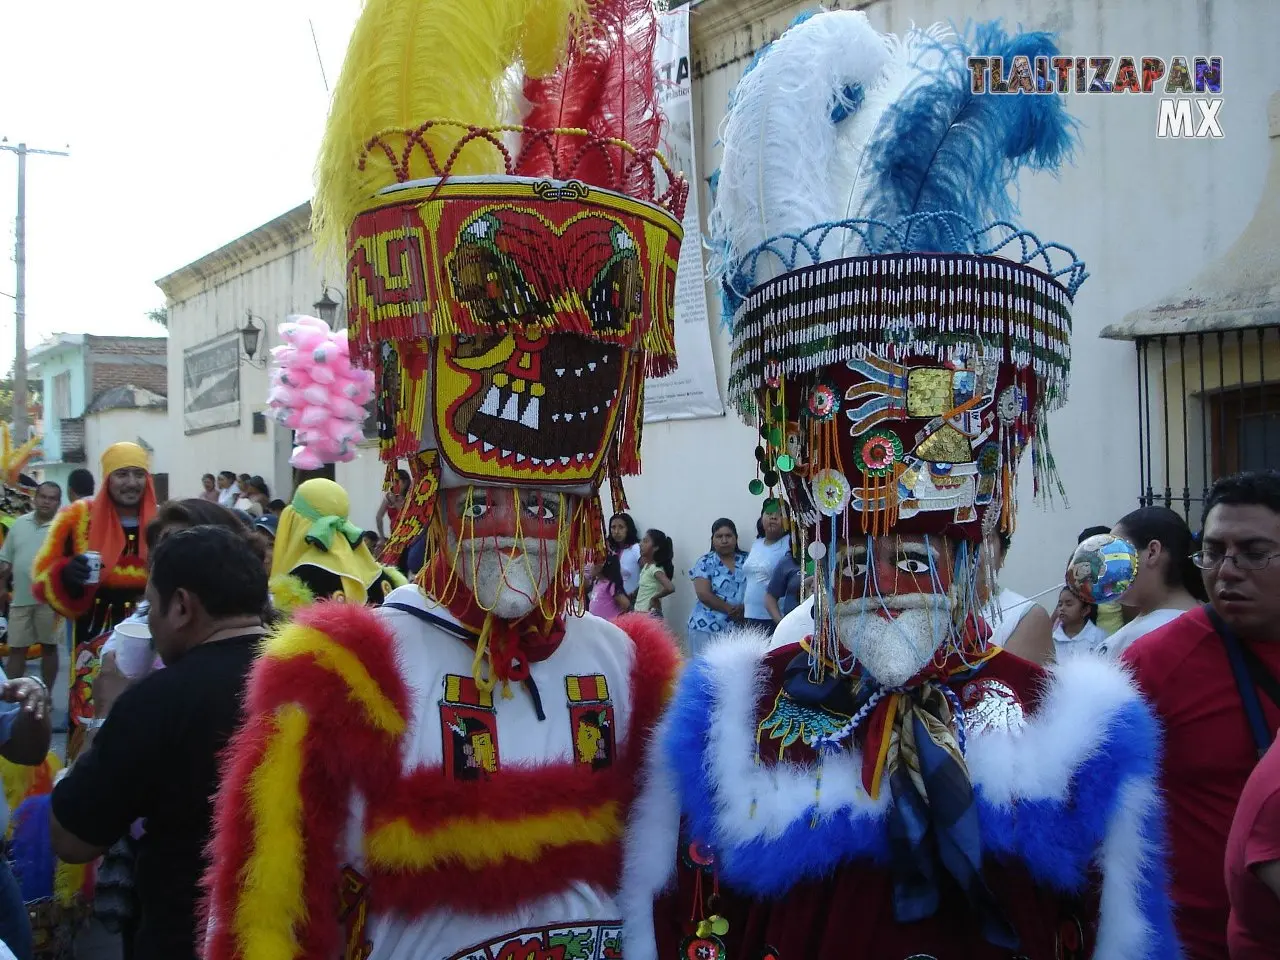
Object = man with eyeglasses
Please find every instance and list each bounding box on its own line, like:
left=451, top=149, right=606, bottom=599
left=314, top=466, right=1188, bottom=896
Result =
left=1123, top=470, right=1280, bottom=959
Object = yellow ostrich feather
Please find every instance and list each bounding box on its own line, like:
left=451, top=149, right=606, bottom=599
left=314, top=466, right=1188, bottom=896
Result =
left=55, top=861, right=88, bottom=906
left=269, top=573, right=315, bottom=618
left=1, top=423, right=42, bottom=485
left=522, top=0, right=591, bottom=77
left=313, top=0, right=591, bottom=258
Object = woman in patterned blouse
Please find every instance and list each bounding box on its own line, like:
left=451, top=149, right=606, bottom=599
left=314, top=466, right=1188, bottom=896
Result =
left=686, top=518, right=749, bottom=656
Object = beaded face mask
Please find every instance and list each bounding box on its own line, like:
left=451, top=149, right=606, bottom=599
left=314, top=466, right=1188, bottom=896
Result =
left=433, top=331, right=631, bottom=487
left=311, top=0, right=686, bottom=590
left=439, top=485, right=576, bottom=620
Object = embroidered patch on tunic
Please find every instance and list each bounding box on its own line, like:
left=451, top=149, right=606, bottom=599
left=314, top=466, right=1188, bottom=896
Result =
left=959, top=678, right=1026, bottom=735
left=440, top=674, right=500, bottom=780
left=756, top=689, right=851, bottom=762
left=566, top=675, right=615, bottom=771
left=449, top=920, right=623, bottom=960
left=339, top=865, right=373, bottom=960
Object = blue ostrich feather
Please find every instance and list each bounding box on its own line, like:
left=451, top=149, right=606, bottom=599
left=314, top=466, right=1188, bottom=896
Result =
left=861, top=20, right=1078, bottom=252
left=10, top=793, right=55, bottom=901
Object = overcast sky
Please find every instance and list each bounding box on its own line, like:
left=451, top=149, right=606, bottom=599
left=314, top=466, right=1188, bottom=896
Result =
left=0, top=0, right=362, bottom=374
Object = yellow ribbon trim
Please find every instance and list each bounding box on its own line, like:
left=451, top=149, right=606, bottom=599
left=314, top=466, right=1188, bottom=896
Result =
left=233, top=704, right=309, bottom=960
left=366, top=801, right=621, bottom=872
left=869, top=695, right=898, bottom=801
left=264, top=625, right=405, bottom=736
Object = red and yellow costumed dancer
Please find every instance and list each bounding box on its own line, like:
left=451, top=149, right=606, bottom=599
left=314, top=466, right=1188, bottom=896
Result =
left=31, top=441, right=155, bottom=760
left=203, top=0, right=684, bottom=957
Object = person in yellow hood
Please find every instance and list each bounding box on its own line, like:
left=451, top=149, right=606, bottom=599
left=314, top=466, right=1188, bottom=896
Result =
left=270, top=479, right=402, bottom=610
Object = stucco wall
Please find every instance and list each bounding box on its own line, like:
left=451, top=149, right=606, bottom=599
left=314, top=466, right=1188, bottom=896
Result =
left=162, top=225, right=336, bottom=503
left=84, top=407, right=171, bottom=487
left=34, top=343, right=87, bottom=469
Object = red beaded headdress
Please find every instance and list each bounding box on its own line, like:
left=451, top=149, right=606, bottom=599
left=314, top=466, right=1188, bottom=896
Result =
left=314, top=0, right=685, bottom=589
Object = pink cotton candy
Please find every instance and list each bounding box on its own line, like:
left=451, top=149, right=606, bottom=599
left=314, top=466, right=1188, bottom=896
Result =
left=299, top=405, right=331, bottom=427
left=290, top=446, right=324, bottom=470
left=268, top=315, right=374, bottom=467
left=266, top=385, right=299, bottom=407
left=326, top=396, right=363, bottom=421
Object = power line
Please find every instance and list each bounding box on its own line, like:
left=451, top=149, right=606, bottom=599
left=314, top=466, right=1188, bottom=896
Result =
left=308, top=19, right=329, bottom=93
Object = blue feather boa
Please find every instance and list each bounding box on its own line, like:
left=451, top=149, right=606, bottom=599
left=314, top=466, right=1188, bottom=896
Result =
left=659, top=650, right=1179, bottom=958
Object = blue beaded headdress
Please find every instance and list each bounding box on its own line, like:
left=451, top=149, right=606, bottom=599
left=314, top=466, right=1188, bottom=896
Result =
left=710, top=13, right=1089, bottom=664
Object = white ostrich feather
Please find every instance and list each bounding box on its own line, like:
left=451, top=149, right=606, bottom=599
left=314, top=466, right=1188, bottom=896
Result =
left=499, top=63, right=531, bottom=159
left=833, top=22, right=955, bottom=256
left=707, top=10, right=892, bottom=294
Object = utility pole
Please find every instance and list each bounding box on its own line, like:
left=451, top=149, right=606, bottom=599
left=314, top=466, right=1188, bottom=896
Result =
left=0, top=139, right=69, bottom=444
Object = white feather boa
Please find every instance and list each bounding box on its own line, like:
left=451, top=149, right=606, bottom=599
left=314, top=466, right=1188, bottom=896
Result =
left=621, top=634, right=1175, bottom=960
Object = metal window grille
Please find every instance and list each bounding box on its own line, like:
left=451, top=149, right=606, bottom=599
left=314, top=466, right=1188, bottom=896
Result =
left=1135, top=326, right=1280, bottom=525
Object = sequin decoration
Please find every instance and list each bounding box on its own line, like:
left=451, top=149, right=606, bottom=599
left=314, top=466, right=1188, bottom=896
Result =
left=681, top=839, right=716, bottom=870
left=764, top=358, right=783, bottom=388
left=977, top=442, right=1000, bottom=476
left=680, top=935, right=727, bottom=960
left=810, top=469, right=851, bottom=517
left=696, top=917, right=730, bottom=938
left=997, top=385, right=1026, bottom=423
left=806, top=383, right=839, bottom=421
left=854, top=431, right=903, bottom=477
left=960, top=678, right=1026, bottom=735
left=757, top=689, right=852, bottom=757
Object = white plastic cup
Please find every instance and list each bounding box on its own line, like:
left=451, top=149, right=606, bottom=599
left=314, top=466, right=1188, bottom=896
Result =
left=112, top=620, right=154, bottom=678
left=83, top=551, right=102, bottom=585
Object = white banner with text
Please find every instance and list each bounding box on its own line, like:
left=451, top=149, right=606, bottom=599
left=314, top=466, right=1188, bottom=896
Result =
left=645, top=3, right=724, bottom=423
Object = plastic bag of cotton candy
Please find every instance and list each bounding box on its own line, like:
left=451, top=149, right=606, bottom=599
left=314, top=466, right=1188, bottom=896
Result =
left=266, top=316, right=376, bottom=469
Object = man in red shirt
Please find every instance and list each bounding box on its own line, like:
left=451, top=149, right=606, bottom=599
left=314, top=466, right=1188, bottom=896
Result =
left=1124, top=470, right=1280, bottom=959
left=1226, top=736, right=1280, bottom=958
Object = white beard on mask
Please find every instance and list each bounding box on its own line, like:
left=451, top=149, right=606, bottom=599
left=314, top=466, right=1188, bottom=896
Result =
left=450, top=535, right=563, bottom=620
left=835, top=593, right=956, bottom=688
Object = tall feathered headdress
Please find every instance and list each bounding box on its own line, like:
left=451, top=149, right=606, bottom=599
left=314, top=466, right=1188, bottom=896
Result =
left=310, top=0, right=685, bottom=606
left=1, top=423, right=41, bottom=519
left=711, top=13, right=1088, bottom=658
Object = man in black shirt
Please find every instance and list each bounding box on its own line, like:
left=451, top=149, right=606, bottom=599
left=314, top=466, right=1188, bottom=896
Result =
left=50, top=526, right=267, bottom=960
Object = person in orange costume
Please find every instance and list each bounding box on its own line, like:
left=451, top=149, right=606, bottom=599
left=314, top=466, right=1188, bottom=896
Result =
left=31, top=441, right=156, bottom=760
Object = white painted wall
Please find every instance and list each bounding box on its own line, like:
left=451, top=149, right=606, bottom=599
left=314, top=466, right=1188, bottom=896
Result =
left=84, top=408, right=172, bottom=481
left=160, top=0, right=1274, bottom=635
left=165, top=241, right=321, bottom=493
left=335, top=455, right=384, bottom=534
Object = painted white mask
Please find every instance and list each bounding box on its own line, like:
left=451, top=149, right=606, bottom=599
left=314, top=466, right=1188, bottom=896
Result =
left=836, top=593, right=955, bottom=687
